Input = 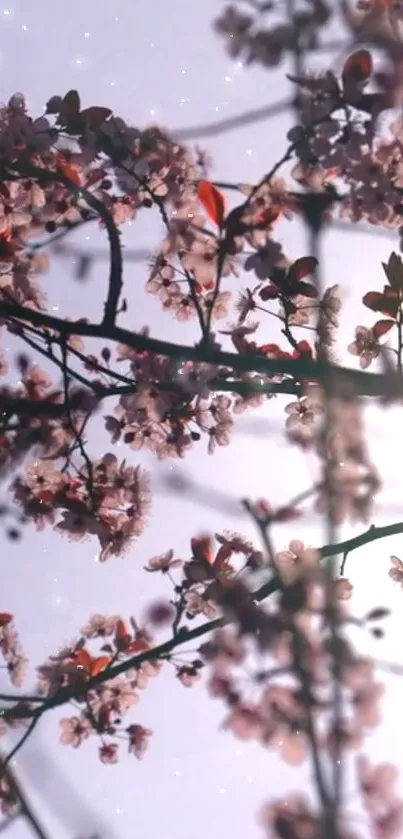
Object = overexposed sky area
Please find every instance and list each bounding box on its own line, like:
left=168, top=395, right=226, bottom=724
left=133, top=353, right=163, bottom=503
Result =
left=1, top=2, right=403, bottom=839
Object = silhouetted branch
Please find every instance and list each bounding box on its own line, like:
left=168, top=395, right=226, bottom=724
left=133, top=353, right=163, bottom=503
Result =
left=173, top=98, right=290, bottom=140
left=6, top=161, right=123, bottom=328
left=1, top=298, right=403, bottom=399
left=1, top=757, right=50, bottom=839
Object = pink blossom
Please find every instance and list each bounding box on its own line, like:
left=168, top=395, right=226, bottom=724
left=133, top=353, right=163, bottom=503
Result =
left=126, top=724, right=153, bottom=759
left=59, top=715, right=92, bottom=748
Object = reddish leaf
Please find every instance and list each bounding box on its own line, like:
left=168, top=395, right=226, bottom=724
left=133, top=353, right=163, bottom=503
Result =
left=259, top=284, right=280, bottom=301
left=274, top=348, right=293, bottom=360
left=73, top=648, right=92, bottom=673
left=254, top=499, right=272, bottom=518
left=288, top=256, right=318, bottom=283
left=259, top=343, right=282, bottom=356
left=373, top=319, right=395, bottom=338
left=363, top=291, right=398, bottom=318
left=191, top=535, right=215, bottom=565
left=342, top=49, right=373, bottom=85
left=293, top=340, right=312, bottom=359
left=115, top=619, right=132, bottom=649
left=90, top=656, right=111, bottom=677
left=71, top=648, right=111, bottom=678
left=213, top=544, right=233, bottom=571
left=274, top=506, right=302, bottom=523
left=198, top=181, right=226, bottom=227
left=257, top=206, right=281, bottom=226
left=295, top=280, right=318, bottom=299
left=56, top=154, right=82, bottom=186
left=37, top=490, right=54, bottom=505
left=0, top=613, right=12, bottom=626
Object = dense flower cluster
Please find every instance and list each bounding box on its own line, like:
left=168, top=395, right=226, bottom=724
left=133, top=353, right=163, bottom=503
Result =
left=4, top=50, right=403, bottom=545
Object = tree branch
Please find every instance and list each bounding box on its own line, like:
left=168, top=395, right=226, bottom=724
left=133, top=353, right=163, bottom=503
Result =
left=0, top=299, right=402, bottom=399
left=2, top=515, right=402, bottom=725
left=6, top=161, right=123, bottom=328
left=1, top=756, right=50, bottom=839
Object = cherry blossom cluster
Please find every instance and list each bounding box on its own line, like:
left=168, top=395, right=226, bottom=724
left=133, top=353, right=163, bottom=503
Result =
left=39, top=615, right=159, bottom=763
left=12, top=451, right=151, bottom=562
left=0, top=532, right=266, bottom=765
left=0, top=612, right=27, bottom=690
left=3, top=45, right=403, bottom=549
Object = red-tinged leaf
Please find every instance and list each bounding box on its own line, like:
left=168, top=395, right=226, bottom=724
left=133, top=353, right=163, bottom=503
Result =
left=254, top=499, right=272, bottom=518
left=259, top=343, right=282, bottom=356
left=293, top=340, right=312, bottom=359
left=274, top=348, right=293, bottom=360
left=115, top=619, right=127, bottom=638
left=274, top=506, right=302, bottom=523
left=342, top=49, right=373, bottom=85
left=0, top=613, right=12, bottom=626
left=90, top=656, right=111, bottom=677
left=257, top=206, right=281, bottom=226
left=115, top=619, right=132, bottom=648
left=213, top=544, right=233, bottom=571
left=191, top=535, right=215, bottom=565
left=37, top=490, right=54, bottom=505
left=373, top=319, right=395, bottom=338
left=259, top=284, right=280, bottom=301
left=362, top=291, right=398, bottom=318
left=73, top=648, right=93, bottom=673
left=295, top=280, right=318, bottom=298
left=198, top=181, right=226, bottom=227
left=57, top=160, right=82, bottom=186
left=288, top=256, right=318, bottom=283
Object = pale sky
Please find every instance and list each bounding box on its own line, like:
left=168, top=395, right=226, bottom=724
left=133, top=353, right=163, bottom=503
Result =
left=1, top=2, right=403, bottom=839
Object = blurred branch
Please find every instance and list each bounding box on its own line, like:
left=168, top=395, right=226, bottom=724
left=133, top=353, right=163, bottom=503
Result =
left=173, top=97, right=290, bottom=140
left=6, top=161, right=123, bottom=329
left=52, top=241, right=151, bottom=267
left=1, top=756, right=49, bottom=839
left=0, top=395, right=68, bottom=418
left=0, top=810, right=19, bottom=833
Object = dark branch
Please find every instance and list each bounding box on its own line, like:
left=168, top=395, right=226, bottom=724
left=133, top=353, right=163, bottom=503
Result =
left=6, top=161, right=123, bottom=328
left=0, top=299, right=402, bottom=399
